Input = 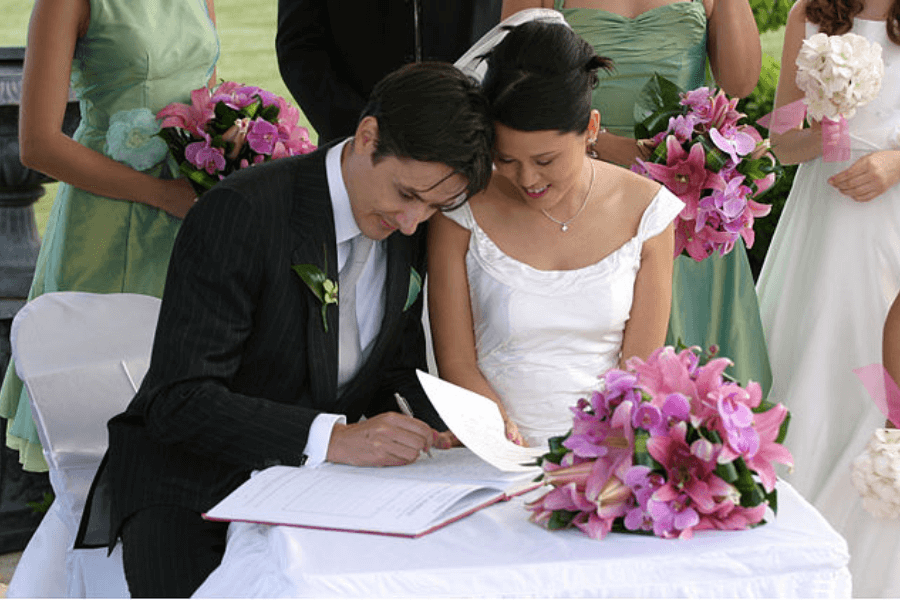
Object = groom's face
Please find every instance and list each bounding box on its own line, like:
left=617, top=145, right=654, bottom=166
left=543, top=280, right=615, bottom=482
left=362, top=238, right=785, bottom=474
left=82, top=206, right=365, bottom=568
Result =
left=344, top=117, right=469, bottom=240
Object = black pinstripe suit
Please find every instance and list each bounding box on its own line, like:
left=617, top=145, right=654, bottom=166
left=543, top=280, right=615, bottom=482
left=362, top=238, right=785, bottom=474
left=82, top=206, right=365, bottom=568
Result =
left=77, top=144, right=443, bottom=591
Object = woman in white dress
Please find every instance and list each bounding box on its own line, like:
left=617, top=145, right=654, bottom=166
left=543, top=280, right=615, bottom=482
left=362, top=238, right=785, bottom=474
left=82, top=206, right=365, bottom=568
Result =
left=756, top=0, right=900, bottom=595
left=428, top=20, right=684, bottom=447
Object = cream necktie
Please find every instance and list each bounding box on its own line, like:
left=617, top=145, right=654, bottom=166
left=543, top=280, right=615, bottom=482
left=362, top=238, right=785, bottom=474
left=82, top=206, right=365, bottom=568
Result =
left=337, top=234, right=374, bottom=388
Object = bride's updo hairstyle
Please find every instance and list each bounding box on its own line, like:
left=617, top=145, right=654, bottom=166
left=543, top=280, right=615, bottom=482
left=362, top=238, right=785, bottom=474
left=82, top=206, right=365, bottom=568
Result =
left=482, top=21, right=612, bottom=134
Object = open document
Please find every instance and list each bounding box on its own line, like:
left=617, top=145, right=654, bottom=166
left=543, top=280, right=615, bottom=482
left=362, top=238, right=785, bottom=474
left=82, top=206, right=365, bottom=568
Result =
left=203, top=372, right=547, bottom=537
left=203, top=448, right=540, bottom=537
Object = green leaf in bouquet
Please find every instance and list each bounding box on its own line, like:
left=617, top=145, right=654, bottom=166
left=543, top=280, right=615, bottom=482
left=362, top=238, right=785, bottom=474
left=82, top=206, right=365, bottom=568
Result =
left=732, top=457, right=767, bottom=507
left=541, top=433, right=571, bottom=466
left=696, top=136, right=729, bottom=172
left=634, top=73, right=684, bottom=125
left=632, top=430, right=662, bottom=470
left=547, top=509, right=579, bottom=531
left=240, top=97, right=262, bottom=120
left=179, top=162, right=218, bottom=195
left=765, top=486, right=779, bottom=515
left=260, top=103, right=281, bottom=123
left=213, top=101, right=240, bottom=131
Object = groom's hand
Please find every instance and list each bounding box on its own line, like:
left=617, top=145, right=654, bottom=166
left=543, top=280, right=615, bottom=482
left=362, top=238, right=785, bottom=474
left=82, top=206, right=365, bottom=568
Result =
left=326, top=412, right=434, bottom=467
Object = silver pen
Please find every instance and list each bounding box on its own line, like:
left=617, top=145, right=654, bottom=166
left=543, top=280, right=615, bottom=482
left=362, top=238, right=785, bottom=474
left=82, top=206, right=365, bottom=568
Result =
left=394, top=392, right=432, bottom=457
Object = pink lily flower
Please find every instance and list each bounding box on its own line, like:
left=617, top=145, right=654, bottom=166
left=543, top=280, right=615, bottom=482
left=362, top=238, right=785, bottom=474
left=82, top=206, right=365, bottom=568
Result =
left=642, top=139, right=715, bottom=211
left=158, top=87, right=214, bottom=135
left=738, top=403, right=793, bottom=492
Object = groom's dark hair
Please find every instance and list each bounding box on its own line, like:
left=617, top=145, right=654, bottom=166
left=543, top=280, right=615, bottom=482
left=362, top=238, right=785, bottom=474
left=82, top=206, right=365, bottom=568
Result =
left=360, top=62, right=494, bottom=203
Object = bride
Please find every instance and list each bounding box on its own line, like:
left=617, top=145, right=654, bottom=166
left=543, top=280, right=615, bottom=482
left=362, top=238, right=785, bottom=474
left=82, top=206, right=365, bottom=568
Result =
left=428, top=19, right=684, bottom=447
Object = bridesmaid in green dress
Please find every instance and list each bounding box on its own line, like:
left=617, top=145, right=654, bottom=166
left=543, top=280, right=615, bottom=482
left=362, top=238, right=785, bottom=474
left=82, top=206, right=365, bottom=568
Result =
left=0, top=0, right=219, bottom=471
left=501, top=0, right=771, bottom=395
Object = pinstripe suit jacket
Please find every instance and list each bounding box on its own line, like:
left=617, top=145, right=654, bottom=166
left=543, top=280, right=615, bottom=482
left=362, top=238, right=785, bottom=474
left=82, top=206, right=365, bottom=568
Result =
left=77, top=145, right=443, bottom=545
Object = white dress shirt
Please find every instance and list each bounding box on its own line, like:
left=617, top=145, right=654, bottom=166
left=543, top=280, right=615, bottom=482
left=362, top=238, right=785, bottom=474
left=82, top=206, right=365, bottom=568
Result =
left=302, top=139, right=387, bottom=466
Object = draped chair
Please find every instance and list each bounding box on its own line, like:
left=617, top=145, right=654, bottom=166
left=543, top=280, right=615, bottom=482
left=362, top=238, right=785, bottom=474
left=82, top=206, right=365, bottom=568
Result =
left=7, top=292, right=161, bottom=598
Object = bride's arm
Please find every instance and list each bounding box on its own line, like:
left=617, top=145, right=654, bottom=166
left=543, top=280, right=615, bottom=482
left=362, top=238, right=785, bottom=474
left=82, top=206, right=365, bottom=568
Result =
left=427, top=211, right=526, bottom=445
left=770, top=0, right=824, bottom=166
left=19, top=0, right=197, bottom=218
left=619, top=217, right=674, bottom=367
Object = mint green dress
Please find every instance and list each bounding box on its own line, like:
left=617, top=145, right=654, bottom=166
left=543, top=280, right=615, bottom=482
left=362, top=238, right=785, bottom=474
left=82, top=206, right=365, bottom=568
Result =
left=557, top=0, right=772, bottom=394
left=0, top=0, right=219, bottom=471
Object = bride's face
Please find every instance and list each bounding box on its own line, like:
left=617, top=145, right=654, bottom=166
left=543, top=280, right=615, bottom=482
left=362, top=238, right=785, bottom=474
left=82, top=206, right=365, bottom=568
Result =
left=492, top=122, right=591, bottom=213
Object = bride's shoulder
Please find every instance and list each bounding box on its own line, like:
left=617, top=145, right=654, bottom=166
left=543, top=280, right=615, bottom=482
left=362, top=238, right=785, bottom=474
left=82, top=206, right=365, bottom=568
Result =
left=594, top=161, right=663, bottom=212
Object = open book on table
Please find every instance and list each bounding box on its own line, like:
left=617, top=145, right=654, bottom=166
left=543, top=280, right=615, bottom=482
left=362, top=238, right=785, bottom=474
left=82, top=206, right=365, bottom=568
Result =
left=203, top=371, right=546, bottom=537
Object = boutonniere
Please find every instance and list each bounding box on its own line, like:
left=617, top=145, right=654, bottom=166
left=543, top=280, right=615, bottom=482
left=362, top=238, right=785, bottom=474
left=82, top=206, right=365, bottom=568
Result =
left=403, top=267, right=423, bottom=312
left=292, top=248, right=337, bottom=331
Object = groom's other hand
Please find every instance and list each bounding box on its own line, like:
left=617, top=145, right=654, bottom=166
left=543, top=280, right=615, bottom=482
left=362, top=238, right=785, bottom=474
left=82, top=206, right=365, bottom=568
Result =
left=326, top=412, right=434, bottom=466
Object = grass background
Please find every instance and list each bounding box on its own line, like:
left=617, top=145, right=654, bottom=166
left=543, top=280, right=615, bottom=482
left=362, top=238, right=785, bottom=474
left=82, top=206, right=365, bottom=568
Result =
left=1, top=0, right=785, bottom=238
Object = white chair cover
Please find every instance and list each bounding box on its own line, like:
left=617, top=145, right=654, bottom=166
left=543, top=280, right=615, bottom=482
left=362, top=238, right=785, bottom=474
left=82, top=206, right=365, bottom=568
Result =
left=8, top=292, right=160, bottom=598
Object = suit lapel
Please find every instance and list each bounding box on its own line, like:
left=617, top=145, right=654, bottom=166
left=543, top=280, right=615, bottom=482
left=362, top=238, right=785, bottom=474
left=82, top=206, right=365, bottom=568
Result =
left=288, top=149, right=340, bottom=410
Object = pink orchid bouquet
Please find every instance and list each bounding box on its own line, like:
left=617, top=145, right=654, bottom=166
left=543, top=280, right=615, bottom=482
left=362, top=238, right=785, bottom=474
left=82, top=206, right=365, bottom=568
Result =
left=157, top=82, right=316, bottom=193
left=632, top=75, right=780, bottom=261
left=526, top=345, right=793, bottom=540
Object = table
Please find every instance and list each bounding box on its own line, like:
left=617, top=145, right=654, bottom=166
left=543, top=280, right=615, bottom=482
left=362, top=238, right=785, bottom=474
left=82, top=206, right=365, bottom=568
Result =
left=194, top=480, right=851, bottom=598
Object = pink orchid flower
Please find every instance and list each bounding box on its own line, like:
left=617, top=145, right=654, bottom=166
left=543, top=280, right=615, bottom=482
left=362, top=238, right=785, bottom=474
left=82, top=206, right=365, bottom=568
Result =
left=185, top=135, right=226, bottom=175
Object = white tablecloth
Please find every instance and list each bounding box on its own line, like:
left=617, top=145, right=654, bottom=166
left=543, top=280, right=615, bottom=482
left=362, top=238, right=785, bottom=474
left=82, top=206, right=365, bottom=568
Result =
left=194, top=480, right=851, bottom=598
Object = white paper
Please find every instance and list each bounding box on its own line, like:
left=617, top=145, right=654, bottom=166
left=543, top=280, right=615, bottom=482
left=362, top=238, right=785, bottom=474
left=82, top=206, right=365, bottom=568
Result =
left=416, top=370, right=545, bottom=472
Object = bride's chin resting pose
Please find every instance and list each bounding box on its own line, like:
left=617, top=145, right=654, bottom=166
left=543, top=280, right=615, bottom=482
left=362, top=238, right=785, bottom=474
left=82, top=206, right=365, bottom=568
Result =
left=427, top=21, right=684, bottom=447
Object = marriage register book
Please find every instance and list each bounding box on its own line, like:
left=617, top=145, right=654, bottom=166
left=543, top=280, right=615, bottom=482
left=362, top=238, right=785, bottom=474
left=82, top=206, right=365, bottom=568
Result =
left=203, top=372, right=545, bottom=537
left=202, top=448, right=540, bottom=537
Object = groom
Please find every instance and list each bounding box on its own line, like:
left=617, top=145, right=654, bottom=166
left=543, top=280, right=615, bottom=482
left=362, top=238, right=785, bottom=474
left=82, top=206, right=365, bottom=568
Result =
left=79, top=62, right=493, bottom=597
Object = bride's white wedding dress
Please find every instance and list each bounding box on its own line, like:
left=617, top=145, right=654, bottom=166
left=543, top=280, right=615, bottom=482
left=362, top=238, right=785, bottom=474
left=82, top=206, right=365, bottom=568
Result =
left=756, top=18, right=900, bottom=598
left=444, top=189, right=683, bottom=447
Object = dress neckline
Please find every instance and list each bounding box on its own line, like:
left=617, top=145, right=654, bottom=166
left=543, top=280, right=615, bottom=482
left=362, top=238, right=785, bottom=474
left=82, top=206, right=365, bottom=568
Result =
left=557, top=1, right=703, bottom=21
left=464, top=199, right=647, bottom=276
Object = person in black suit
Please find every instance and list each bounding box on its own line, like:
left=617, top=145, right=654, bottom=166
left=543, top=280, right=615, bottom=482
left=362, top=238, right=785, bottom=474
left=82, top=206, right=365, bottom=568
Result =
left=76, top=62, right=494, bottom=598
left=276, top=0, right=502, bottom=144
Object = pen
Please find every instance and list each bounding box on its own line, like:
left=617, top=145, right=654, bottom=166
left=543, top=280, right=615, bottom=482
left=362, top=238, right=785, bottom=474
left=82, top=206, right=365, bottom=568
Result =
left=394, top=392, right=432, bottom=457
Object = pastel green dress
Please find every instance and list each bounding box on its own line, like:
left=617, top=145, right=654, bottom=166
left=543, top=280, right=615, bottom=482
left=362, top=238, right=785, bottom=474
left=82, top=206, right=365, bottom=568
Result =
left=0, top=0, right=219, bottom=471
left=557, top=0, right=772, bottom=394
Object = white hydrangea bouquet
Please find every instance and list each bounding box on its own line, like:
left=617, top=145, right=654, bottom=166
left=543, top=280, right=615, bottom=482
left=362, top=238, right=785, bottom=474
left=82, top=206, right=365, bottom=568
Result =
left=852, top=428, right=900, bottom=519
left=851, top=364, right=900, bottom=519
left=760, top=32, right=883, bottom=162
left=795, top=32, right=883, bottom=123
left=794, top=32, right=883, bottom=162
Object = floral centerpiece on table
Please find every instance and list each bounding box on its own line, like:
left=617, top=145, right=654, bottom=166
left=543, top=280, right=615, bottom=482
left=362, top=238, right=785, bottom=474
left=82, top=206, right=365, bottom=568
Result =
left=632, top=75, right=780, bottom=262
left=156, top=81, right=317, bottom=193
left=850, top=364, right=900, bottom=519
left=526, top=345, right=793, bottom=540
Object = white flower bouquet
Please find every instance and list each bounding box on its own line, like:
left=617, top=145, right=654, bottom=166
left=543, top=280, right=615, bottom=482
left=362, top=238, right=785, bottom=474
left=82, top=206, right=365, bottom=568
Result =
left=852, top=364, right=900, bottom=519
left=795, top=32, right=884, bottom=123
left=760, top=32, right=884, bottom=162
left=851, top=428, right=900, bottom=519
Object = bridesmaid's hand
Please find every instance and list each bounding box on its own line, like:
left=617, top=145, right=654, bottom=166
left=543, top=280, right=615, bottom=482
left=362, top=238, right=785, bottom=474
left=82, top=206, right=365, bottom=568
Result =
left=160, top=178, right=199, bottom=218
left=504, top=418, right=526, bottom=446
left=828, top=150, right=900, bottom=203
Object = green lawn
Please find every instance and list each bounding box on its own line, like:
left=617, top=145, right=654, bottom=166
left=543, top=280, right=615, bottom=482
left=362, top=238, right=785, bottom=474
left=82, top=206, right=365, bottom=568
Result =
left=2, top=0, right=785, bottom=238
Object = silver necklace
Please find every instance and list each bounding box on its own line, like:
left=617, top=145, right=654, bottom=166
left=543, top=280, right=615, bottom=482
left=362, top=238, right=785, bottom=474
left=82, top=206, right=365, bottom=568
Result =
left=541, top=162, right=595, bottom=233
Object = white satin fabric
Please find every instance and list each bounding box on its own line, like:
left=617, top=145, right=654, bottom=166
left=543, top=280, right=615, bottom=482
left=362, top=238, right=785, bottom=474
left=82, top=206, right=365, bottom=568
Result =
left=8, top=292, right=157, bottom=598
left=757, top=19, right=900, bottom=598
left=195, top=480, right=849, bottom=598
left=444, top=189, right=684, bottom=446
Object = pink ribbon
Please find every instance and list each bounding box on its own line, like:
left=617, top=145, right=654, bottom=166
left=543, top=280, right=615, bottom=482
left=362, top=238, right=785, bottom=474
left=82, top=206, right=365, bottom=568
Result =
left=853, top=364, right=900, bottom=426
left=757, top=99, right=808, bottom=134
left=757, top=99, right=851, bottom=163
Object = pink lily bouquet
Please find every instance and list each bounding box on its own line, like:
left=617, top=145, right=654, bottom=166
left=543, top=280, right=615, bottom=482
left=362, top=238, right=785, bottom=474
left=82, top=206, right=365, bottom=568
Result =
left=526, top=345, right=793, bottom=540
left=632, top=75, right=779, bottom=262
left=157, top=81, right=316, bottom=193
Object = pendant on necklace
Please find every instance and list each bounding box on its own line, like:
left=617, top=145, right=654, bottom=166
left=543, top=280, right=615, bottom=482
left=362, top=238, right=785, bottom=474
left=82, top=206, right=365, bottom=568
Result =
left=561, top=224, right=569, bottom=232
